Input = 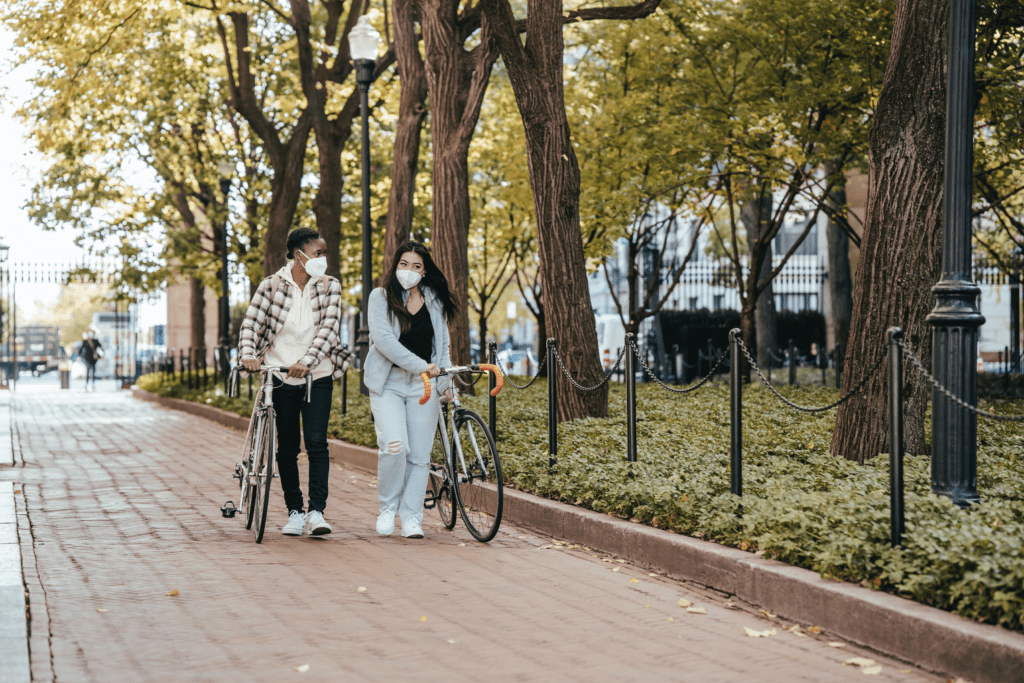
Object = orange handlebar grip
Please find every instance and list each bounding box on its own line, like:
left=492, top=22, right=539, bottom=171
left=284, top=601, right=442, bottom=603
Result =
left=419, top=372, right=432, bottom=405
left=478, top=364, right=503, bottom=396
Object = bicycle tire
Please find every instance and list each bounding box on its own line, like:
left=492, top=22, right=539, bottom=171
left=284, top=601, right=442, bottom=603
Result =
left=251, top=410, right=275, bottom=543
left=240, top=414, right=258, bottom=529
left=428, top=467, right=457, bottom=530
left=450, top=410, right=503, bottom=542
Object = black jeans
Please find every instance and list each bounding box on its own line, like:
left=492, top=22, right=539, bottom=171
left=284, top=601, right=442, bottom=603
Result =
left=86, top=362, right=97, bottom=385
left=273, top=376, right=334, bottom=513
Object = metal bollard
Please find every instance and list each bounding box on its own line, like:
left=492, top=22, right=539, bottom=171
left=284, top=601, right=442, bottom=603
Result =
left=547, top=338, right=557, bottom=469
left=187, top=348, right=194, bottom=390
left=488, top=341, right=497, bottom=441
left=788, top=340, right=797, bottom=386
left=671, top=344, right=681, bottom=384
left=888, top=328, right=905, bottom=548
left=625, top=333, right=637, bottom=470
left=729, top=329, right=742, bottom=496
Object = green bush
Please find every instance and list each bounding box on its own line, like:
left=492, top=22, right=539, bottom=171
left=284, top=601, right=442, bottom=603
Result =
left=137, top=370, right=1024, bottom=630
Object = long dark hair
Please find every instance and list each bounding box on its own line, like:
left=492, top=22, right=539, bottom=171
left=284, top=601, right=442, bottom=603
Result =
left=382, top=241, right=458, bottom=333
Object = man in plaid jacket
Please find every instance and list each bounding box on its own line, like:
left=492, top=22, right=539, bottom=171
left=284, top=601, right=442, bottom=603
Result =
left=238, top=228, right=352, bottom=537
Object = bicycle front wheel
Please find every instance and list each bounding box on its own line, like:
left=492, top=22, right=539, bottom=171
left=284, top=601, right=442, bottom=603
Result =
left=450, top=410, right=503, bottom=542
left=241, top=414, right=258, bottom=529
left=251, top=410, right=275, bottom=543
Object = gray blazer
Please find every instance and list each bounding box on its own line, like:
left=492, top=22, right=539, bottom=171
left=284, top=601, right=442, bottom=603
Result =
left=365, top=286, right=452, bottom=396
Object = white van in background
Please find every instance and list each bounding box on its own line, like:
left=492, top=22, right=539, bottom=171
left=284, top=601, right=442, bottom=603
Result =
left=595, top=314, right=626, bottom=370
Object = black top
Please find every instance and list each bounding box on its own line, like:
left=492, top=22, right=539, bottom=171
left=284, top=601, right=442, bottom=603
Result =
left=80, top=339, right=103, bottom=365
left=399, top=306, right=433, bottom=364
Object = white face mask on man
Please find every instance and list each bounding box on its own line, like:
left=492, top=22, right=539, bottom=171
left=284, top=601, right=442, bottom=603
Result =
left=297, top=249, right=328, bottom=278
left=396, top=269, right=422, bottom=290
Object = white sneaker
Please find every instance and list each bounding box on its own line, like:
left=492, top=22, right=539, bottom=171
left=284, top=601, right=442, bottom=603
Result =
left=376, top=509, right=396, bottom=536
left=282, top=510, right=305, bottom=536
left=306, top=510, right=332, bottom=535
left=401, top=520, right=424, bottom=539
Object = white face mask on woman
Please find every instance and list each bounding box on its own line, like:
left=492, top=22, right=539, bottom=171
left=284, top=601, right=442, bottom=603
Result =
left=297, top=249, right=328, bottom=278
left=396, top=269, right=422, bottom=290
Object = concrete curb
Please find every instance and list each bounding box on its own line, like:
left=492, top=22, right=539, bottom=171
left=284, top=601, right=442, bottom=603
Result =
left=132, top=388, right=1024, bottom=683
left=0, top=481, right=30, bottom=683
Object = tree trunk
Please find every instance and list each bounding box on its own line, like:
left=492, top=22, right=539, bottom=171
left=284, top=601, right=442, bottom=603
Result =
left=383, top=0, right=428, bottom=267
left=482, top=0, right=611, bottom=421
left=420, top=0, right=498, bottom=390
left=189, top=276, right=206, bottom=353
left=825, top=162, right=854, bottom=353
left=831, top=0, right=947, bottom=462
left=742, top=192, right=777, bottom=369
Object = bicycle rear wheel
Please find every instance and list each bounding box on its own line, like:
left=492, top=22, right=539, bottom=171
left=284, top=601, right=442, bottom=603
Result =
left=251, top=409, right=275, bottom=543
left=428, top=416, right=456, bottom=529
left=240, top=414, right=258, bottom=529
left=450, top=410, right=502, bottom=542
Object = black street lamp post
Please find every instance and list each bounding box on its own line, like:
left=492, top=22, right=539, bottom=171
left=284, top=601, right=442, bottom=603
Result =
left=926, top=0, right=983, bottom=507
left=349, top=15, right=381, bottom=394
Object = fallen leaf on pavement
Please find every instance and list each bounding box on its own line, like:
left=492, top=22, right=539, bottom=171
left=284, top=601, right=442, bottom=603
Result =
left=725, top=601, right=738, bottom=609
left=686, top=607, right=707, bottom=614
left=458, top=543, right=466, bottom=547
left=644, top=604, right=650, bottom=608
left=447, top=640, right=455, bottom=645
left=601, top=558, right=613, bottom=563
left=612, top=567, right=620, bottom=572
left=759, top=609, right=777, bottom=618
left=807, top=625, right=822, bottom=634
left=616, top=559, right=626, bottom=564
left=667, top=617, right=674, bottom=622
left=420, top=616, right=427, bottom=622
left=648, top=573, right=658, bottom=577
left=630, top=578, right=639, bottom=584
left=678, top=598, right=692, bottom=608
left=357, top=587, right=366, bottom=593
left=96, top=609, right=107, bottom=613
left=165, top=590, right=179, bottom=596
left=786, top=625, right=806, bottom=637
left=843, top=658, right=876, bottom=668
left=744, top=627, right=777, bottom=638
left=862, top=666, right=882, bottom=675
left=294, top=664, right=310, bottom=673
left=828, top=642, right=846, bottom=648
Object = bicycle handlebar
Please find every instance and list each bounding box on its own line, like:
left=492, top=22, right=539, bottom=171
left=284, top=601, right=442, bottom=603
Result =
left=417, top=364, right=503, bottom=405
left=230, top=365, right=313, bottom=402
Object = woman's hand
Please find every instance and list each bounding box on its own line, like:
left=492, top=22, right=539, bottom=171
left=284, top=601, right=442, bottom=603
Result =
left=287, top=362, right=310, bottom=379
left=425, top=363, right=441, bottom=378
left=241, top=358, right=261, bottom=373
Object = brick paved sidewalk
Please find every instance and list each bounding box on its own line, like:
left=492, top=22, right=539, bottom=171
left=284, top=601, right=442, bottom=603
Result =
left=0, top=388, right=947, bottom=683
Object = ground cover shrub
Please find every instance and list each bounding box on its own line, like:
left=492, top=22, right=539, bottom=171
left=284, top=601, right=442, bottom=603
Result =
left=136, top=370, right=1024, bottom=630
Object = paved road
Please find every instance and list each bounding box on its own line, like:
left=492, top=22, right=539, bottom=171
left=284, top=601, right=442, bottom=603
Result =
left=0, top=386, right=946, bottom=682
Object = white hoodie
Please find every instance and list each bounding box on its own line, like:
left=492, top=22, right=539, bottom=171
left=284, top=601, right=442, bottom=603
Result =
left=264, top=265, right=334, bottom=385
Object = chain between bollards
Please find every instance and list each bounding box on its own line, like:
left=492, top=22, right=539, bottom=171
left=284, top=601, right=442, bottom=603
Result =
left=625, top=334, right=637, bottom=473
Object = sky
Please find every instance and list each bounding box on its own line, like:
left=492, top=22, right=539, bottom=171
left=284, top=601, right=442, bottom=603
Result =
left=0, top=27, right=166, bottom=332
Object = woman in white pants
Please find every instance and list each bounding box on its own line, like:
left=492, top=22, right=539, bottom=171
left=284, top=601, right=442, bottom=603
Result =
left=364, top=241, right=456, bottom=538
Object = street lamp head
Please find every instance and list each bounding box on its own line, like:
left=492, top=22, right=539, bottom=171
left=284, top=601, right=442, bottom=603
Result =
left=349, top=15, right=380, bottom=63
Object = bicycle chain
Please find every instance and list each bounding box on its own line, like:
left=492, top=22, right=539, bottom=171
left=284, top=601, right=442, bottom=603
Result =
left=628, top=337, right=728, bottom=395
left=497, top=352, right=548, bottom=390
left=552, top=344, right=626, bottom=392
left=898, top=339, right=1024, bottom=423
left=737, top=338, right=888, bottom=413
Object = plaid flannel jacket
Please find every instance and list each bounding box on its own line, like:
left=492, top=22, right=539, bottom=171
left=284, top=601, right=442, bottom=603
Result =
left=237, top=273, right=351, bottom=379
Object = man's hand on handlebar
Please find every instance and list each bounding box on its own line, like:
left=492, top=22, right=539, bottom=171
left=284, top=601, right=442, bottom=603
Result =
left=287, top=362, right=310, bottom=379
left=241, top=358, right=261, bottom=373
left=425, top=363, right=441, bottom=378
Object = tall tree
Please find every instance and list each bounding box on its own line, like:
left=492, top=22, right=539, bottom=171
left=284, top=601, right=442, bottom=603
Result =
left=481, top=0, right=662, bottom=421
left=830, top=0, right=947, bottom=461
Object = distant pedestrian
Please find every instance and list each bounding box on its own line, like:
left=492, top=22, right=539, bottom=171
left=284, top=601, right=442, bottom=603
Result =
left=365, top=241, right=456, bottom=539
left=237, top=228, right=351, bottom=538
left=78, top=329, right=103, bottom=390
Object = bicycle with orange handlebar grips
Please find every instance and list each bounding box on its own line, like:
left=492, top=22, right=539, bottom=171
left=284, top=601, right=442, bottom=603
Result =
left=421, top=364, right=504, bottom=542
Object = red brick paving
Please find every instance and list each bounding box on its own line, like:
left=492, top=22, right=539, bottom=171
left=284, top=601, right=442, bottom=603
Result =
left=0, top=388, right=947, bottom=682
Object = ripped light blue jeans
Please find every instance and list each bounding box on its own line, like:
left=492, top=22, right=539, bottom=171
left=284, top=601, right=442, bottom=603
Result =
left=369, top=368, right=440, bottom=526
